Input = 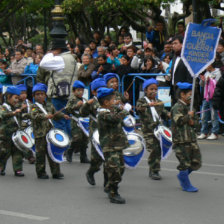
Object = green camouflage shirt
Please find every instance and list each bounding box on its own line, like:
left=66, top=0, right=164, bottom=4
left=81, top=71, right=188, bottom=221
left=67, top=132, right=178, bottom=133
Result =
left=79, top=96, right=99, bottom=137
left=0, top=103, right=21, bottom=140
left=65, top=95, right=87, bottom=129
left=136, top=97, right=170, bottom=135
left=17, top=100, right=32, bottom=129
left=171, top=100, right=199, bottom=144
left=97, top=106, right=129, bottom=152
left=31, top=101, right=64, bottom=138
left=114, top=90, right=128, bottom=104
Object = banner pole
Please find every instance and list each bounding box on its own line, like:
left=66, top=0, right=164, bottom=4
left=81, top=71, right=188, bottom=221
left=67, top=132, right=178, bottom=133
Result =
left=190, top=77, right=196, bottom=111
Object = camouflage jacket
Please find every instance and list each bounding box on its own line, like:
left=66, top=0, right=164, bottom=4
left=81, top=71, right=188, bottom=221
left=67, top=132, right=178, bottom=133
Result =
left=79, top=96, right=99, bottom=137
left=136, top=97, right=170, bottom=135
left=114, top=90, right=128, bottom=105
left=31, top=101, right=64, bottom=138
left=97, top=106, right=129, bottom=152
left=0, top=103, right=21, bottom=140
left=171, top=100, right=199, bottom=144
left=65, top=95, right=87, bottom=129
left=17, top=100, right=32, bottom=129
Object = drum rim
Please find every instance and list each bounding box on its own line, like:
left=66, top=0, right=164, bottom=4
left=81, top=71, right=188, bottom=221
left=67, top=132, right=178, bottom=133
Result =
left=47, top=128, right=70, bottom=148
left=12, top=131, right=33, bottom=150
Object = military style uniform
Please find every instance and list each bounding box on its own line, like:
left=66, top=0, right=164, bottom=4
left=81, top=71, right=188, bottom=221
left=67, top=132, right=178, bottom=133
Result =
left=31, top=102, right=64, bottom=177
left=97, top=106, right=129, bottom=195
left=17, top=99, right=35, bottom=162
left=114, top=90, right=128, bottom=105
left=136, top=97, right=170, bottom=174
left=171, top=99, right=202, bottom=171
left=0, top=103, right=23, bottom=173
left=80, top=96, right=102, bottom=172
left=66, top=95, right=89, bottom=162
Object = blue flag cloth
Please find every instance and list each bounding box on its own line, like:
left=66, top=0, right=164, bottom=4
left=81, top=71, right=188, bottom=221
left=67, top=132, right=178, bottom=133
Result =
left=181, top=20, right=221, bottom=77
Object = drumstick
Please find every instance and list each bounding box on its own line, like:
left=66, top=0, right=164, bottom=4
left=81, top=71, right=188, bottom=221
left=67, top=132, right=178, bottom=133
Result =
left=52, top=107, right=66, bottom=117
left=125, top=80, right=134, bottom=92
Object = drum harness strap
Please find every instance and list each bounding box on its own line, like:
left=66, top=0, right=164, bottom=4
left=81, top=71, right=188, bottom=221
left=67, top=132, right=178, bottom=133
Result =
left=35, top=102, right=54, bottom=126
left=3, top=103, right=20, bottom=127
left=144, top=96, right=161, bottom=123
left=23, top=99, right=31, bottom=125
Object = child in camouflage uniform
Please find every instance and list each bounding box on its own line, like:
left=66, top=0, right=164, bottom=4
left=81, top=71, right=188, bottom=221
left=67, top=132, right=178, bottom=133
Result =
left=79, top=78, right=106, bottom=185
left=65, top=80, right=89, bottom=163
left=31, top=83, right=69, bottom=179
left=0, top=86, right=25, bottom=177
left=104, top=73, right=129, bottom=105
left=171, top=82, right=201, bottom=192
left=136, top=78, right=170, bottom=180
left=16, top=84, right=35, bottom=164
left=97, top=87, right=129, bottom=204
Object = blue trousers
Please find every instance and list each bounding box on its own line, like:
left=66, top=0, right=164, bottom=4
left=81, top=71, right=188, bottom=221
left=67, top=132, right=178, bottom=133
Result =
left=200, top=99, right=219, bottom=135
left=51, top=98, right=71, bottom=137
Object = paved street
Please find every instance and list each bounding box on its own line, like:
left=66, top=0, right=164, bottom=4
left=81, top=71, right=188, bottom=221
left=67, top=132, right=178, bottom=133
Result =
left=0, top=137, right=224, bottom=224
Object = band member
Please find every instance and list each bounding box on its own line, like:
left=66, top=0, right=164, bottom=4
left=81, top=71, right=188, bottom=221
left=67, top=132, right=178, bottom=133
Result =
left=97, top=87, right=129, bottom=204
left=171, top=82, right=201, bottom=192
left=0, top=86, right=25, bottom=176
left=79, top=78, right=107, bottom=185
left=16, top=84, right=35, bottom=164
left=65, top=80, right=90, bottom=163
left=136, top=78, right=170, bottom=180
left=104, top=73, right=129, bottom=104
left=31, top=83, right=69, bottom=179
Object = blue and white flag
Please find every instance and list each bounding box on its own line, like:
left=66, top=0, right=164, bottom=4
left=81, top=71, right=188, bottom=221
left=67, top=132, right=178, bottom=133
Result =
left=181, top=19, right=221, bottom=77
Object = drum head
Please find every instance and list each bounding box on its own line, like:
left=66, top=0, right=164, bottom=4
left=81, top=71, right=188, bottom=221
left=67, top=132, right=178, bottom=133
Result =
left=123, top=115, right=136, bottom=128
left=160, top=126, right=172, bottom=142
left=13, top=131, right=33, bottom=151
left=123, top=133, right=145, bottom=156
left=47, top=129, right=70, bottom=148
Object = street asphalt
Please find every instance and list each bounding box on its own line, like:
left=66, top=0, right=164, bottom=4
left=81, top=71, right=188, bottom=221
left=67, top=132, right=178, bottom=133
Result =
left=0, top=136, right=224, bottom=224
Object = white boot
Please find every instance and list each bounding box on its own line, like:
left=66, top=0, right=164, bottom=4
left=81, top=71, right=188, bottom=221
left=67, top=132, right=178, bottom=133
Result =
left=197, top=133, right=207, bottom=139
left=207, top=133, right=218, bottom=140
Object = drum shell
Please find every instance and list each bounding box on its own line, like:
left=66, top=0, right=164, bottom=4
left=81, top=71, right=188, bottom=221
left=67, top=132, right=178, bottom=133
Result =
left=12, top=130, right=33, bottom=153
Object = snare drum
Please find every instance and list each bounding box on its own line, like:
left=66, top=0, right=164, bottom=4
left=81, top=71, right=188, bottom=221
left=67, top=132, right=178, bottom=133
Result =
left=154, top=125, right=172, bottom=142
left=46, top=128, right=70, bottom=163
left=123, top=115, right=136, bottom=133
left=12, top=130, right=34, bottom=153
left=123, top=132, right=145, bottom=168
left=24, top=126, right=35, bottom=153
left=154, top=125, right=172, bottom=159
left=78, top=117, right=90, bottom=137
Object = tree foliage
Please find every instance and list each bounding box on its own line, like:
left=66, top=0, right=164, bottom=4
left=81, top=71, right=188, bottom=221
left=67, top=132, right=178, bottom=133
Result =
left=0, top=0, right=222, bottom=47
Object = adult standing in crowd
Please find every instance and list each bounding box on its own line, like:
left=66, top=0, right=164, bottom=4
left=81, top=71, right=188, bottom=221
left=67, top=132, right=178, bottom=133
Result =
left=169, top=35, right=194, bottom=105
left=5, top=49, right=27, bottom=85
left=39, top=38, right=78, bottom=136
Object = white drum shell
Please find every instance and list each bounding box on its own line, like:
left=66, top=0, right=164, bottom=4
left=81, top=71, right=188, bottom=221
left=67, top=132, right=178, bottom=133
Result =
left=47, top=128, right=70, bottom=148
left=12, top=130, right=33, bottom=152
left=123, top=133, right=145, bottom=156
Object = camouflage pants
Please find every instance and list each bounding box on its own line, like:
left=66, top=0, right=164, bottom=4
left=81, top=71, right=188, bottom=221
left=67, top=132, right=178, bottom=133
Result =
left=173, top=142, right=202, bottom=171
left=0, top=140, right=23, bottom=172
left=104, top=150, right=125, bottom=193
left=35, top=137, right=60, bottom=177
left=69, top=125, right=88, bottom=154
left=88, top=142, right=103, bottom=173
left=144, top=134, right=161, bottom=173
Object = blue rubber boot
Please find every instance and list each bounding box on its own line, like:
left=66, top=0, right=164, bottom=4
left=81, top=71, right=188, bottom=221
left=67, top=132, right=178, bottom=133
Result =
left=177, top=170, right=198, bottom=192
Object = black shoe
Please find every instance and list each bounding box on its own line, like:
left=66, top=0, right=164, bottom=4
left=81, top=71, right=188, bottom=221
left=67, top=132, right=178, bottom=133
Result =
left=15, top=171, right=25, bottom=177
left=38, top=174, right=49, bottom=179
left=149, top=171, right=161, bottom=180
left=80, top=156, right=90, bottom=163
left=86, top=170, right=96, bottom=185
left=66, top=152, right=73, bottom=163
left=0, top=170, right=5, bottom=176
left=109, top=192, right=126, bottom=204
left=52, top=173, right=64, bottom=179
